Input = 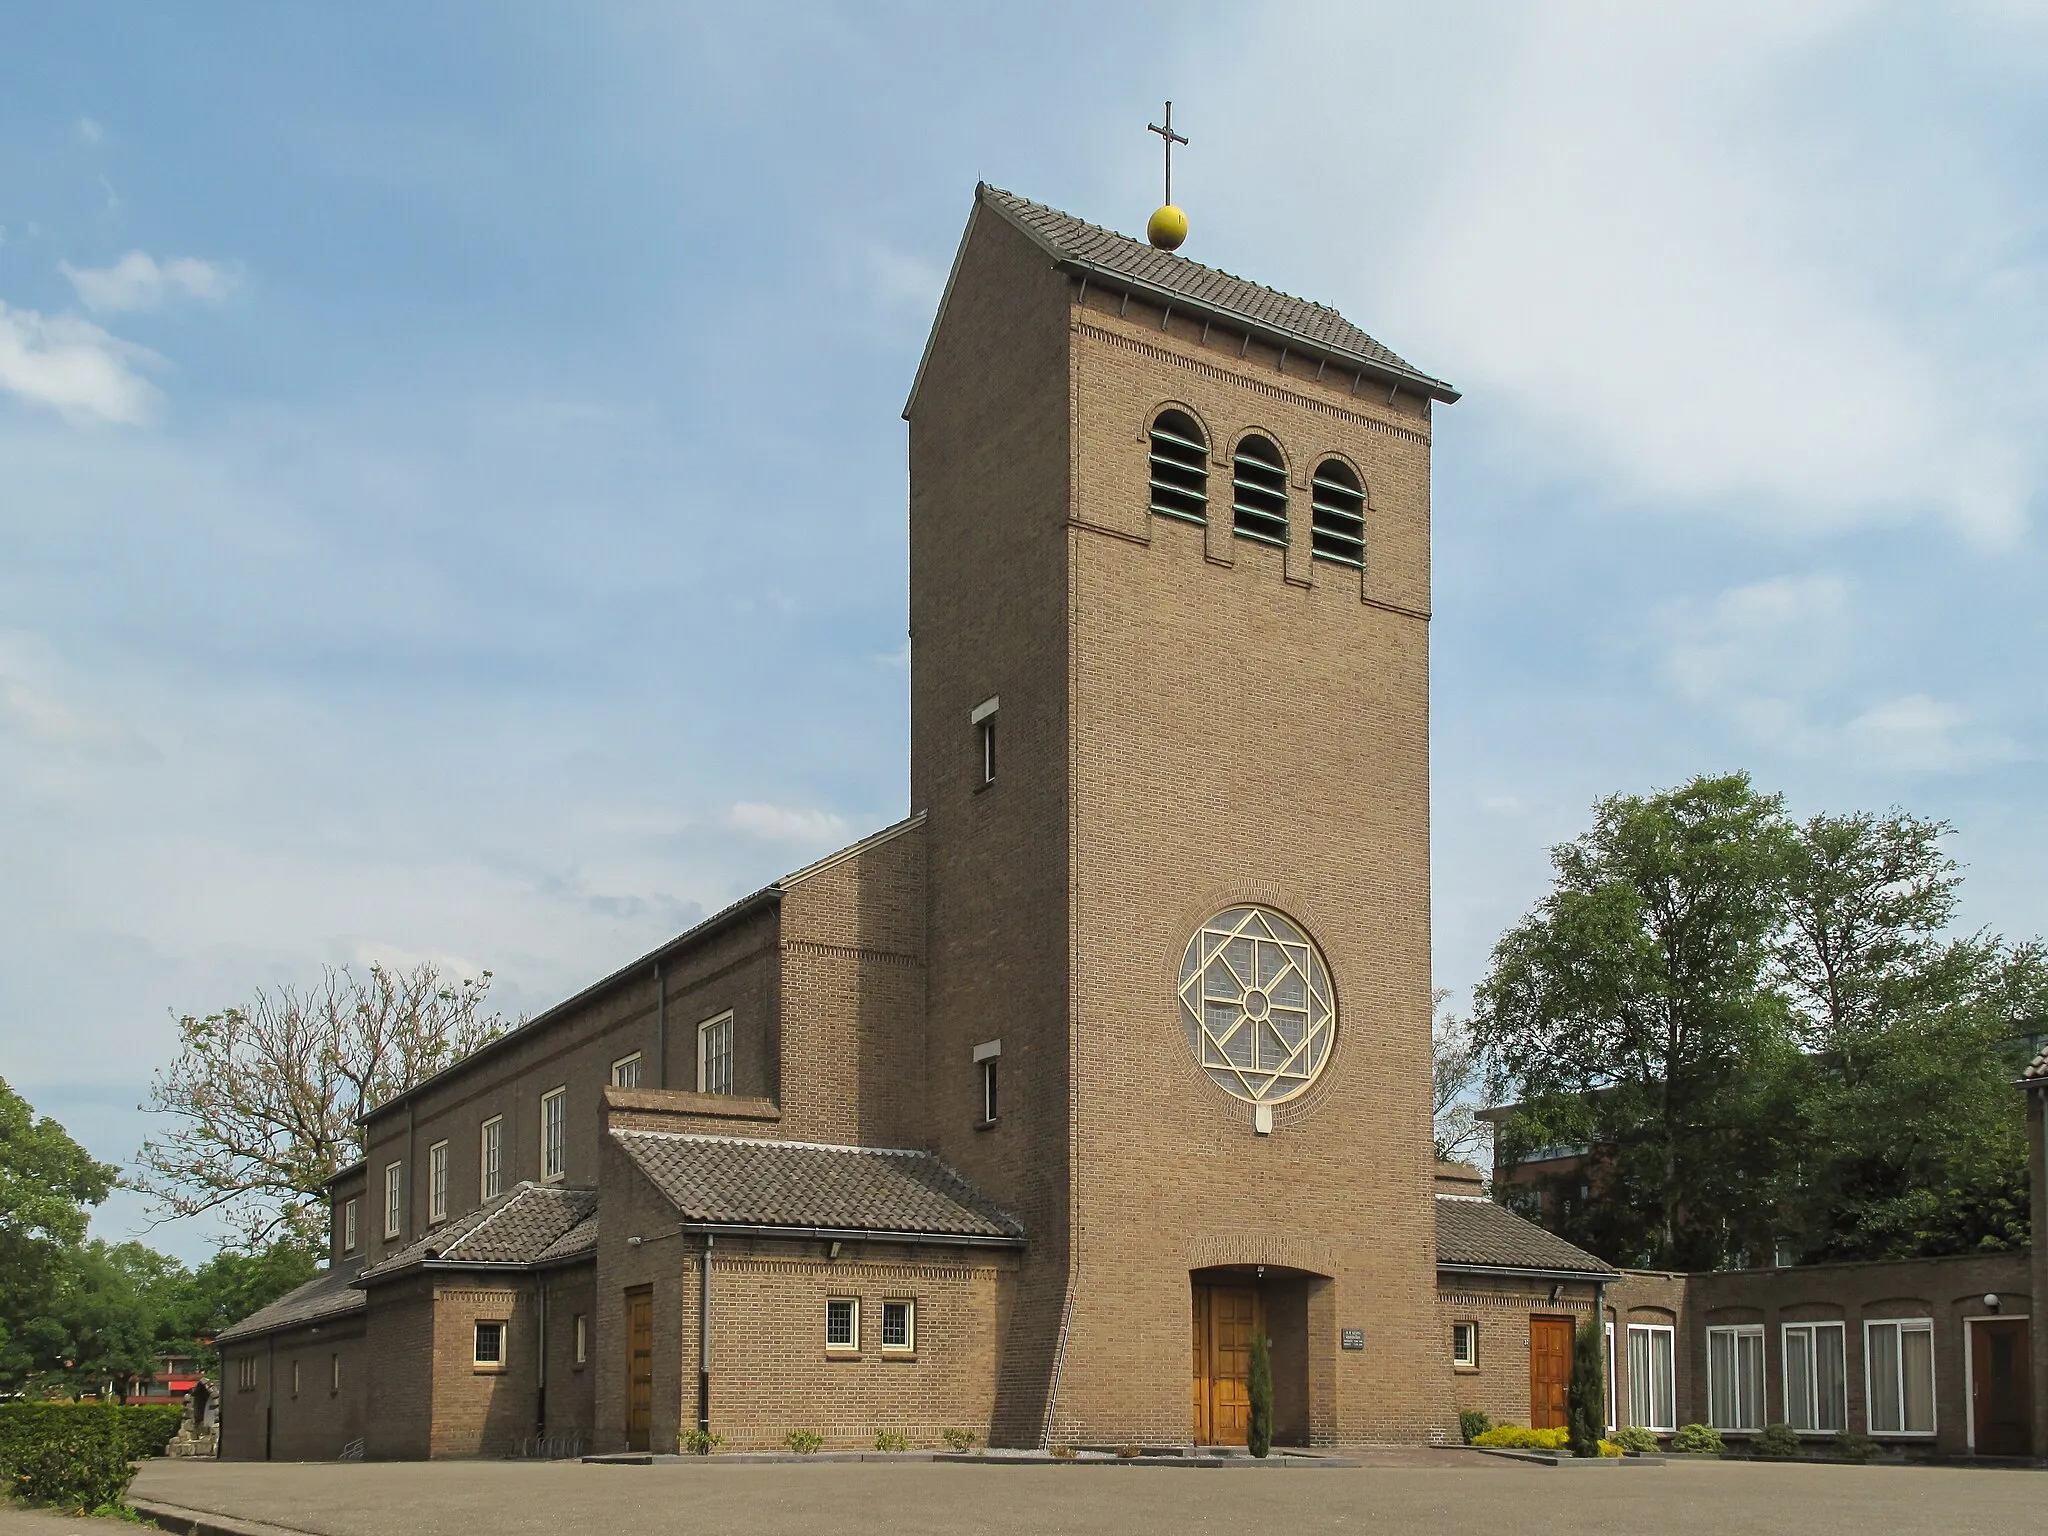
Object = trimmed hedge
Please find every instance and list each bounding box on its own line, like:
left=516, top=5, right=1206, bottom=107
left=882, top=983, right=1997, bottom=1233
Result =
left=0, top=1402, right=176, bottom=1512
left=1469, top=1423, right=1624, bottom=1457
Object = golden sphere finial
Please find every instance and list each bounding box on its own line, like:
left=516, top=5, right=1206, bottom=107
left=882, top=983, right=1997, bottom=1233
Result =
left=1148, top=204, right=1188, bottom=252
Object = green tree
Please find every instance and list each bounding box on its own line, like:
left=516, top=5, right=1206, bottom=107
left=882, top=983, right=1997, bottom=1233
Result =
left=168, top=1238, right=321, bottom=1375
left=135, top=963, right=508, bottom=1245
left=1567, top=1317, right=1604, bottom=1457
left=0, top=1077, right=118, bottom=1390
left=1474, top=774, right=1798, bottom=1269
left=50, top=1240, right=189, bottom=1399
left=1246, top=1331, right=1273, bottom=1459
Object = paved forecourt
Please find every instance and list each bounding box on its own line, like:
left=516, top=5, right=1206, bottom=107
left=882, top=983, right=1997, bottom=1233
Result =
left=128, top=1454, right=2043, bottom=1536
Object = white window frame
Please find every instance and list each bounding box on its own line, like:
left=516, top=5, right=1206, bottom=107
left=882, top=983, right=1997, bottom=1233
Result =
left=428, top=1140, right=449, bottom=1224
left=1452, top=1321, right=1477, bottom=1368
left=1604, top=1320, right=1617, bottom=1432
left=480, top=1116, right=503, bottom=1201
left=1864, top=1318, right=1936, bottom=1437
left=1626, top=1323, right=1676, bottom=1432
left=539, top=1087, right=566, bottom=1183
left=342, top=1198, right=357, bottom=1253
left=971, top=696, right=998, bottom=787
left=698, top=1012, right=734, bottom=1096
left=880, top=1298, right=916, bottom=1353
left=825, top=1297, right=860, bottom=1354
left=474, top=1319, right=507, bottom=1370
left=610, top=1052, right=643, bottom=1089
left=574, top=1313, right=587, bottom=1365
left=1707, top=1324, right=1766, bottom=1432
left=383, top=1160, right=403, bottom=1239
left=1782, top=1321, right=1848, bottom=1434
left=331, top=1353, right=341, bottom=1392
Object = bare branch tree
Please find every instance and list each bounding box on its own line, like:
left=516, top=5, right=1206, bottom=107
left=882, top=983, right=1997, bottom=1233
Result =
left=133, top=964, right=510, bottom=1247
left=1432, top=988, right=1493, bottom=1169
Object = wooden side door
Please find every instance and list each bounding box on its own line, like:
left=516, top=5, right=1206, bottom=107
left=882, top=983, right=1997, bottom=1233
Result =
left=1191, top=1286, right=1212, bottom=1444
left=1203, top=1286, right=1260, bottom=1446
left=1530, top=1317, right=1574, bottom=1431
left=1971, top=1318, right=2032, bottom=1457
left=624, top=1287, right=653, bottom=1452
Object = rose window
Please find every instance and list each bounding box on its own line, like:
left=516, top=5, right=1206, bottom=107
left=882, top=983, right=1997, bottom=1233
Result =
left=1178, top=906, right=1336, bottom=1104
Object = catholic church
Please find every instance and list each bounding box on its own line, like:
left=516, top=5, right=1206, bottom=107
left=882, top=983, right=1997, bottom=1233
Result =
left=209, top=177, right=1657, bottom=1459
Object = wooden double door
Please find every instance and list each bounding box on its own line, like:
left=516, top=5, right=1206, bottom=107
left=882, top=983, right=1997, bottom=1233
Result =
left=1192, top=1285, right=1261, bottom=1445
left=1529, top=1317, right=1574, bottom=1431
left=1971, top=1318, right=2032, bottom=1458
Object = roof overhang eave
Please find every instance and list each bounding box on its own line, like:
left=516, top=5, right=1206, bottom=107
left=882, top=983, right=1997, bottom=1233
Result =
left=1436, top=1261, right=1614, bottom=1282
left=213, top=1301, right=366, bottom=1347
left=1053, top=257, right=1462, bottom=405
left=680, top=1219, right=1025, bottom=1250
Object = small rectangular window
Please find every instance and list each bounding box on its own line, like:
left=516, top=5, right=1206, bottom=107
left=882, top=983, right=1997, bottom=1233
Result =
left=331, top=1353, right=341, bottom=1392
left=970, top=696, right=998, bottom=787
left=383, top=1161, right=403, bottom=1239
left=698, top=1012, right=734, bottom=1096
left=574, top=1313, right=587, bottom=1365
left=342, top=1198, right=357, bottom=1253
left=291, top=1360, right=300, bottom=1398
left=1627, top=1324, right=1676, bottom=1432
left=1865, top=1319, right=1935, bottom=1435
left=881, top=1299, right=915, bottom=1352
left=540, top=1088, right=566, bottom=1182
left=428, top=1141, right=449, bottom=1224
left=826, top=1297, right=859, bottom=1353
left=1707, top=1325, right=1766, bottom=1432
left=474, top=1320, right=506, bottom=1368
left=980, top=1058, right=998, bottom=1124
left=238, top=1354, right=256, bottom=1390
left=480, top=1116, right=503, bottom=1201
left=1782, top=1322, right=1847, bottom=1433
left=611, top=1052, right=643, bottom=1089
left=1452, top=1322, right=1477, bottom=1367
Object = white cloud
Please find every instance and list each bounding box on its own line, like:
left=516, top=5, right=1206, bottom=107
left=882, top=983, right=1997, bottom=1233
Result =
left=62, top=252, right=239, bottom=313
left=77, top=116, right=105, bottom=146
left=1843, top=694, right=2016, bottom=773
left=0, top=301, right=160, bottom=423
left=724, top=801, right=849, bottom=843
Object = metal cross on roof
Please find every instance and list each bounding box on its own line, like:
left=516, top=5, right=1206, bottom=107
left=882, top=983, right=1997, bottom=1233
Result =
left=1148, top=101, right=1188, bottom=206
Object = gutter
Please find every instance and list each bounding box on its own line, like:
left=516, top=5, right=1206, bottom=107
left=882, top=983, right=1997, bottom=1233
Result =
left=677, top=1221, right=1025, bottom=1250
left=1437, top=1263, right=1615, bottom=1283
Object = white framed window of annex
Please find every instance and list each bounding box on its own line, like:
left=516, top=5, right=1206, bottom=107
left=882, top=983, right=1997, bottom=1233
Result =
left=1865, top=1318, right=1935, bottom=1436
left=698, top=1011, right=734, bottom=1096
left=428, top=1140, right=449, bottom=1225
left=611, top=1052, right=643, bottom=1089
left=1627, top=1323, right=1676, bottom=1433
left=1782, top=1321, right=1847, bottom=1434
left=1452, top=1321, right=1478, bottom=1369
left=880, top=1299, right=916, bottom=1354
left=479, top=1116, right=503, bottom=1201
left=1706, top=1324, right=1765, bottom=1432
left=539, top=1087, right=567, bottom=1184
left=825, top=1297, right=860, bottom=1355
left=474, top=1319, right=507, bottom=1372
left=383, top=1160, right=403, bottom=1239
left=1177, top=906, right=1336, bottom=1106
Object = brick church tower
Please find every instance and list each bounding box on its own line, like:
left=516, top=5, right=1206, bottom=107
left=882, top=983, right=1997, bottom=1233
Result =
left=906, top=185, right=1460, bottom=1446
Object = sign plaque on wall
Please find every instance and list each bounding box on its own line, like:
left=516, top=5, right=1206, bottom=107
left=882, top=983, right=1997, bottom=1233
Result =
left=1340, top=1328, right=1366, bottom=1351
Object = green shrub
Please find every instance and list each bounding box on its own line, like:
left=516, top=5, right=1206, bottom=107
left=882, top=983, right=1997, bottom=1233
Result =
left=1613, top=1424, right=1660, bottom=1454
left=1567, top=1318, right=1605, bottom=1458
left=1458, top=1409, right=1492, bottom=1444
left=1752, top=1422, right=1802, bottom=1460
left=939, top=1428, right=977, bottom=1452
left=1670, top=1423, right=1725, bottom=1455
left=1471, top=1424, right=1569, bottom=1450
left=679, top=1428, right=723, bottom=1456
left=783, top=1429, right=823, bottom=1455
left=2, top=1402, right=138, bottom=1513
left=1831, top=1428, right=1881, bottom=1462
left=1247, top=1332, right=1273, bottom=1459
left=0, top=1403, right=183, bottom=1473
left=872, top=1430, right=908, bottom=1453
left=1115, top=1444, right=1143, bottom=1460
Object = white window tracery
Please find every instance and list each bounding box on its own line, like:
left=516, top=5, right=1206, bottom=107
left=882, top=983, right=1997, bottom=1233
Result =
left=1177, top=906, right=1336, bottom=1104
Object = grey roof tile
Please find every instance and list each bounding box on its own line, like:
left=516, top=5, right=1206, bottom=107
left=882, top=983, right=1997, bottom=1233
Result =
left=357, top=1182, right=598, bottom=1283
left=215, top=1259, right=366, bottom=1344
left=1435, top=1195, right=1614, bottom=1276
left=2026, top=1041, right=2048, bottom=1081
left=978, top=185, right=1457, bottom=401
left=613, top=1130, right=1024, bottom=1241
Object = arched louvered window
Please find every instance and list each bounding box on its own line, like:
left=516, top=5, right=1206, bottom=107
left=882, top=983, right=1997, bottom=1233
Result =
left=1310, top=459, right=1365, bottom=569
left=1232, top=435, right=1289, bottom=547
left=1148, top=409, right=1209, bottom=525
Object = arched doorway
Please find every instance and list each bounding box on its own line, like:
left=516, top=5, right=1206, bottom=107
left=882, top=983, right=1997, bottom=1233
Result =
left=1189, top=1265, right=1320, bottom=1446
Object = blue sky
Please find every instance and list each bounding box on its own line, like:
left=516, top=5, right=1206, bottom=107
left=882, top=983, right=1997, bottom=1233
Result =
left=3, top=2, right=2044, bottom=1263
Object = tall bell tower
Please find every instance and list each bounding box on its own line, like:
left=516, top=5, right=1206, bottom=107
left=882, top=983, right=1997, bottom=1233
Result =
left=905, top=181, right=1458, bottom=1446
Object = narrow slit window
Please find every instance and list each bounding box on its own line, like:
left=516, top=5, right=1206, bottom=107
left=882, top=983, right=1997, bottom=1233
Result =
left=1310, top=459, right=1365, bottom=568
left=971, top=696, right=997, bottom=788
left=342, top=1198, right=357, bottom=1254
left=383, top=1160, right=403, bottom=1239
left=1148, top=409, right=1209, bottom=525
left=981, top=1058, right=998, bottom=1123
left=480, top=1116, right=502, bottom=1201
left=1231, top=434, right=1289, bottom=547
left=428, top=1140, right=448, bottom=1224
left=539, top=1087, right=566, bottom=1183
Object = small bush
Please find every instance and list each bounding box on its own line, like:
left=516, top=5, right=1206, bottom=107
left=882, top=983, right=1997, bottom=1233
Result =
left=783, top=1429, right=823, bottom=1456
left=0, top=1403, right=183, bottom=1472
left=1752, top=1422, right=1802, bottom=1460
left=1470, top=1424, right=1569, bottom=1450
left=1048, top=1444, right=1077, bottom=1460
left=1115, top=1444, right=1144, bottom=1460
left=939, top=1428, right=977, bottom=1452
left=1596, top=1439, right=1624, bottom=1458
left=1670, top=1423, right=1726, bottom=1455
left=1458, top=1409, right=1492, bottom=1444
left=1613, top=1425, right=1660, bottom=1454
left=1831, top=1428, right=1881, bottom=1462
left=2, top=1402, right=138, bottom=1513
left=680, top=1428, right=723, bottom=1456
left=872, top=1430, right=908, bottom=1453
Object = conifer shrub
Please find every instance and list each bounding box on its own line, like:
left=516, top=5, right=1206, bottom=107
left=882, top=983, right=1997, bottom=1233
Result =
left=1458, top=1409, right=1492, bottom=1444
left=1567, top=1318, right=1604, bottom=1458
left=1670, top=1423, right=1726, bottom=1455
left=1247, top=1332, right=1273, bottom=1459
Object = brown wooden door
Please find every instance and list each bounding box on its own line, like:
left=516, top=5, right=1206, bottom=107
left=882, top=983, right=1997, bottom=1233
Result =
left=1530, top=1317, right=1574, bottom=1431
left=1971, top=1318, right=2031, bottom=1457
left=1191, top=1285, right=1260, bottom=1446
left=624, top=1287, right=653, bottom=1452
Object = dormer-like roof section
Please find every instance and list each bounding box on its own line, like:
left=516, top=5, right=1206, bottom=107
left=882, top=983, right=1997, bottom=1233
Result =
left=967, top=184, right=1458, bottom=405
left=357, top=1182, right=598, bottom=1284
left=1435, top=1194, right=1615, bottom=1278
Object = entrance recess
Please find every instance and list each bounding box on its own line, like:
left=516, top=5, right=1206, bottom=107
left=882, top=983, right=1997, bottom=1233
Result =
left=1529, top=1317, right=1574, bottom=1430
left=1970, top=1317, right=2032, bottom=1457
left=624, top=1286, right=653, bottom=1452
left=1192, top=1284, right=1261, bottom=1445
